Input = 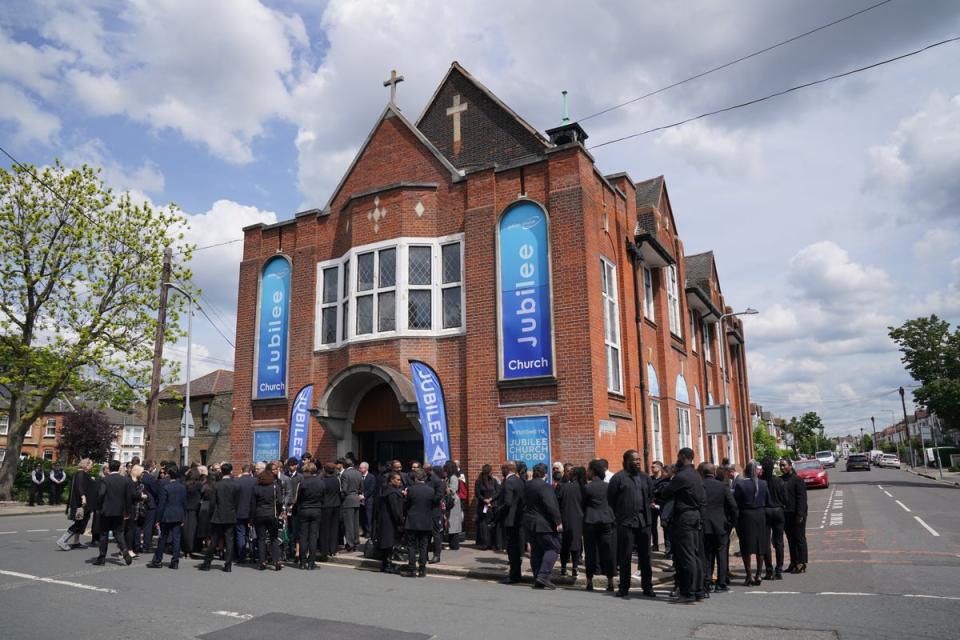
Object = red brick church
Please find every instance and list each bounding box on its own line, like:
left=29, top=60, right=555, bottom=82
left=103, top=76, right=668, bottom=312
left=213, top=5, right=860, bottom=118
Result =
left=231, top=62, right=754, bottom=477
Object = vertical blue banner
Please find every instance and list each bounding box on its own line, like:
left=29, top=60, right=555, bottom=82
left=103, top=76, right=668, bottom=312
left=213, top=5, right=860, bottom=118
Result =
left=252, top=430, right=281, bottom=463
left=287, top=384, right=313, bottom=460
left=498, top=201, right=553, bottom=380
left=505, top=415, right=551, bottom=470
left=255, top=256, right=291, bottom=399
left=409, top=360, right=451, bottom=466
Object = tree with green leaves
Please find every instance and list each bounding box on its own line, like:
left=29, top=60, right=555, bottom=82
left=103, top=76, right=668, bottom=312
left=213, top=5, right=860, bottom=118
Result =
left=861, top=434, right=873, bottom=452
left=58, top=408, right=116, bottom=463
left=0, top=161, right=192, bottom=500
left=889, top=315, right=960, bottom=433
left=752, top=421, right=781, bottom=463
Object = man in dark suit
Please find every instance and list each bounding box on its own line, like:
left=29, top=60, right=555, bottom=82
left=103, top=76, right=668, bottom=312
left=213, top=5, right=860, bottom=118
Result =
left=92, top=460, right=134, bottom=566
left=139, top=460, right=160, bottom=552
left=359, top=462, right=377, bottom=538
left=422, top=462, right=446, bottom=563
left=699, top=462, right=736, bottom=593
left=660, top=448, right=708, bottom=603
left=780, top=458, right=809, bottom=573
left=523, top=463, right=563, bottom=590
left=147, top=465, right=187, bottom=569
left=583, top=459, right=616, bottom=591
left=607, top=449, right=655, bottom=599
left=496, top=461, right=525, bottom=584
left=340, top=459, right=363, bottom=551
left=200, top=462, right=241, bottom=572
left=403, top=470, right=439, bottom=577
left=234, top=464, right=257, bottom=563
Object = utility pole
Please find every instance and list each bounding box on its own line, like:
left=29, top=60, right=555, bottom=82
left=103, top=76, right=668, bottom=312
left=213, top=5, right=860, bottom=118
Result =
left=145, top=247, right=172, bottom=461
left=871, top=416, right=878, bottom=451
left=899, top=386, right=915, bottom=468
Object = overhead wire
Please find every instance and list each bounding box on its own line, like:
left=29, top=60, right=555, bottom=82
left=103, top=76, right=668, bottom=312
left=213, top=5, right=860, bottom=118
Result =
left=577, top=0, right=897, bottom=122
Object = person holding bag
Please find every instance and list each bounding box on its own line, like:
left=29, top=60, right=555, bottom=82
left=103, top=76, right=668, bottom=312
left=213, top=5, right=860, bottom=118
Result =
left=57, top=459, right=93, bottom=551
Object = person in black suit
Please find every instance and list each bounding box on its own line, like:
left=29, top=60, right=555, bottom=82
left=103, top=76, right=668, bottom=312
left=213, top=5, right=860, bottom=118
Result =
left=200, top=462, right=241, bottom=572
left=582, top=459, right=616, bottom=591
left=422, top=462, right=446, bottom=564
left=57, top=458, right=93, bottom=550
left=523, top=463, right=563, bottom=590
left=234, top=464, right=257, bottom=563
left=295, top=462, right=325, bottom=569
left=359, top=462, right=377, bottom=538
left=699, top=462, right=737, bottom=593
left=556, top=466, right=584, bottom=578
left=780, top=458, right=808, bottom=573
left=659, top=448, right=707, bottom=603
left=182, top=468, right=203, bottom=558
left=377, top=471, right=405, bottom=574
left=474, top=464, right=500, bottom=550
left=92, top=460, right=134, bottom=566
left=607, top=449, right=655, bottom=599
left=139, top=460, right=159, bottom=552
left=496, top=461, right=525, bottom=584
left=403, top=470, right=439, bottom=577
left=318, top=462, right=342, bottom=561
left=761, top=457, right=786, bottom=580
left=147, top=465, right=187, bottom=569
left=250, top=468, right=284, bottom=570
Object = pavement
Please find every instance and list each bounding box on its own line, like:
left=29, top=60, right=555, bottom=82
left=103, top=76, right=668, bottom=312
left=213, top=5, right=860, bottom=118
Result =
left=0, top=467, right=956, bottom=639
left=0, top=502, right=64, bottom=517
left=901, top=464, right=960, bottom=486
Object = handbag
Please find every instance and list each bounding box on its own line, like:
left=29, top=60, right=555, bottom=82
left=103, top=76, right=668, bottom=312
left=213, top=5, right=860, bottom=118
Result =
left=363, top=537, right=382, bottom=560
left=74, top=506, right=85, bottom=521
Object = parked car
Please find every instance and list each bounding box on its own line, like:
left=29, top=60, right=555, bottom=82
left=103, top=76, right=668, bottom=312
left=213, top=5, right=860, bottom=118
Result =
left=846, top=453, right=871, bottom=471
left=870, top=450, right=885, bottom=465
left=879, top=454, right=901, bottom=469
left=795, top=460, right=829, bottom=489
left=815, top=450, right=837, bottom=468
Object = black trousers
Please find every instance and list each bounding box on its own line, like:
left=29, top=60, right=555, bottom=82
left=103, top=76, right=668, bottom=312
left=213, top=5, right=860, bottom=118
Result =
left=182, top=510, right=198, bottom=554
left=153, top=523, right=182, bottom=565
left=319, top=507, right=340, bottom=556
left=583, top=522, right=615, bottom=579
left=505, top=525, right=523, bottom=581
left=406, top=529, right=430, bottom=569
left=29, top=483, right=45, bottom=505
left=68, top=512, right=91, bottom=537
left=205, top=522, right=235, bottom=566
left=254, top=517, right=280, bottom=565
left=97, top=515, right=128, bottom=559
left=430, top=511, right=444, bottom=558
left=530, top=531, right=561, bottom=581
left=764, top=507, right=785, bottom=571
left=361, top=499, right=374, bottom=536
left=299, top=511, right=321, bottom=563
left=616, top=524, right=652, bottom=594
left=785, top=512, right=808, bottom=564
left=651, top=510, right=661, bottom=550
left=49, top=484, right=63, bottom=505
left=704, top=531, right=730, bottom=586
left=671, top=511, right=705, bottom=597
left=141, top=508, right=157, bottom=550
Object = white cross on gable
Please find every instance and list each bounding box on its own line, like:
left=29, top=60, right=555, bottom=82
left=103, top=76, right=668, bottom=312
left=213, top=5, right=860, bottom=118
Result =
left=383, top=69, right=404, bottom=105
left=446, top=93, right=468, bottom=153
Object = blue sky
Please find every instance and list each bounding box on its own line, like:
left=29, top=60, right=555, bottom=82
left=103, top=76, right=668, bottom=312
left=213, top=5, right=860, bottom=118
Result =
left=1, top=0, right=958, bottom=436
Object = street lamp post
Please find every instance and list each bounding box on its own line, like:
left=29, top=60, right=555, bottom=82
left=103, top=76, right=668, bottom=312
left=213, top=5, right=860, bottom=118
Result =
left=860, top=427, right=864, bottom=452
left=717, top=308, right=759, bottom=465
left=899, top=387, right=915, bottom=469
left=164, top=283, right=193, bottom=469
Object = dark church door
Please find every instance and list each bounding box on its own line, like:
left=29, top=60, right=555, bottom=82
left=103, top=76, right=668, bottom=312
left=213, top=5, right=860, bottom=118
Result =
left=352, top=383, right=422, bottom=471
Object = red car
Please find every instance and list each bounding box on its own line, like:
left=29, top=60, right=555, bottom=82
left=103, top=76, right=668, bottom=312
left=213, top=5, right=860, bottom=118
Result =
left=794, top=460, right=829, bottom=489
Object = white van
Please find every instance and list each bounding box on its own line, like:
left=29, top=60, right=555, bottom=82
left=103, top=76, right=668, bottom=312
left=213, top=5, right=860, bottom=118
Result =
left=815, top=450, right=836, bottom=468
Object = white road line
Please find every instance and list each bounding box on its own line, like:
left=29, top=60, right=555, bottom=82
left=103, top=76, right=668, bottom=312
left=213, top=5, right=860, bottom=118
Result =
left=0, top=569, right=116, bottom=593
left=914, top=516, right=940, bottom=537
left=877, top=485, right=883, bottom=490
left=212, top=611, right=253, bottom=620
left=883, top=491, right=893, bottom=497
left=743, top=591, right=801, bottom=595
left=895, top=500, right=911, bottom=513
left=904, top=594, right=960, bottom=601
left=25, top=529, right=49, bottom=533
left=818, top=591, right=876, bottom=596
left=0, top=531, right=17, bottom=535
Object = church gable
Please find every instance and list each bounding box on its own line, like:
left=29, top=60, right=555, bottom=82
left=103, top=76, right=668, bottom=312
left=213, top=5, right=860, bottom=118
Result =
left=417, top=62, right=549, bottom=171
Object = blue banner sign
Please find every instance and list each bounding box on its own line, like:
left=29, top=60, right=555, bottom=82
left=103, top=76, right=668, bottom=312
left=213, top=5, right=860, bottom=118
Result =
left=498, top=201, right=553, bottom=380
left=287, top=384, right=313, bottom=460
left=505, top=415, right=551, bottom=470
left=409, top=360, right=451, bottom=466
left=253, top=430, right=281, bottom=463
left=255, top=256, right=291, bottom=399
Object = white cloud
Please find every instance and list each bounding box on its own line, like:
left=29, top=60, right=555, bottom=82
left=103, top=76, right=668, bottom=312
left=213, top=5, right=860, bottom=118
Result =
left=39, top=3, right=113, bottom=69
left=788, top=241, right=893, bottom=308
left=741, top=303, right=800, bottom=343
left=0, top=82, right=60, bottom=143
left=62, top=138, right=165, bottom=195
left=0, top=28, right=73, bottom=97
left=913, top=228, right=960, bottom=260
left=655, top=120, right=763, bottom=179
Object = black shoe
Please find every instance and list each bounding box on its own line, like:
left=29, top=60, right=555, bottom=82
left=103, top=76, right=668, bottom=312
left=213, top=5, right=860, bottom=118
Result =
left=308, top=562, right=316, bottom=571
left=146, top=561, right=162, bottom=569
left=715, top=583, right=729, bottom=593
left=535, top=578, right=556, bottom=590
left=605, top=583, right=615, bottom=592
left=774, top=570, right=783, bottom=580
left=124, top=553, right=133, bottom=566
left=571, top=568, right=578, bottom=578
left=418, top=567, right=426, bottom=577
left=614, top=591, right=630, bottom=599
left=585, top=579, right=594, bottom=591
left=672, top=595, right=696, bottom=605
left=786, top=563, right=797, bottom=573
left=401, top=569, right=417, bottom=578
left=428, top=556, right=440, bottom=564
left=764, top=570, right=774, bottom=581
left=198, top=563, right=211, bottom=571
left=641, top=589, right=657, bottom=598
left=223, top=564, right=232, bottom=573
left=168, top=563, right=178, bottom=570
left=499, top=577, right=520, bottom=585
left=92, top=557, right=105, bottom=566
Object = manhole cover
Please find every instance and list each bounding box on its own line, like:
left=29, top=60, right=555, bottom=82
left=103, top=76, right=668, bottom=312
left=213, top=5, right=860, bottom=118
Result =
left=199, top=612, right=433, bottom=640
left=694, top=624, right=838, bottom=640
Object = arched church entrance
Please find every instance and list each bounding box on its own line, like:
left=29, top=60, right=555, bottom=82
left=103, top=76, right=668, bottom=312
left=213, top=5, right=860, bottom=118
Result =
left=315, top=364, right=423, bottom=471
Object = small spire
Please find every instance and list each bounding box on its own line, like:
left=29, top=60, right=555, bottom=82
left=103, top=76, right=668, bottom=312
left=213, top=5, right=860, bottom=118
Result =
left=561, top=90, right=570, bottom=124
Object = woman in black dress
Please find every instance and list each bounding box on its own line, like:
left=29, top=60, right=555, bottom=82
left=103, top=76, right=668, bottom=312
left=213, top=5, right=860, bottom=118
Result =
left=582, top=459, right=615, bottom=591
left=377, top=471, right=404, bottom=574
left=182, top=468, right=203, bottom=557
left=197, top=467, right=215, bottom=554
left=295, top=462, right=324, bottom=569
left=252, top=469, right=284, bottom=570
left=473, top=464, right=499, bottom=550
left=733, top=460, right=769, bottom=586
left=58, top=458, right=93, bottom=550
left=318, top=462, right=342, bottom=561
left=557, top=466, right=585, bottom=577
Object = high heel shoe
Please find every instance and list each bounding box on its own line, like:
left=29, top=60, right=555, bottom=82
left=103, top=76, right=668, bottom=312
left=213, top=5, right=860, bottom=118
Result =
left=795, top=563, right=807, bottom=573
left=752, top=574, right=762, bottom=586
left=763, top=569, right=773, bottom=581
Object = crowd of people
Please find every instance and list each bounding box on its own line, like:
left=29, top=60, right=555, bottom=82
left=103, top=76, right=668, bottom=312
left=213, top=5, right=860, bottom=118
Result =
left=54, top=447, right=808, bottom=603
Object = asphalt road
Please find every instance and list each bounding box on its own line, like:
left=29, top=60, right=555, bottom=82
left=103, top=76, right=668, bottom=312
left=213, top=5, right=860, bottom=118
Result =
left=0, top=467, right=956, bottom=640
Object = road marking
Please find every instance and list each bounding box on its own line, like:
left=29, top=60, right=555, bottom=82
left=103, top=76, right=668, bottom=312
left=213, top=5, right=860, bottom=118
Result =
left=25, top=529, right=49, bottom=533
left=894, top=500, right=911, bottom=513
left=883, top=490, right=893, bottom=497
left=743, top=591, right=801, bottom=595
left=212, top=611, right=253, bottom=620
left=914, top=516, right=940, bottom=537
left=877, top=485, right=883, bottom=490
left=0, top=531, right=17, bottom=535
left=818, top=591, right=876, bottom=596
left=0, top=569, right=116, bottom=593
left=904, top=594, right=960, bottom=601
